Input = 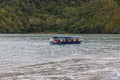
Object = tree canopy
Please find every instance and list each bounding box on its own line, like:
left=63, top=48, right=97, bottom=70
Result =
left=0, top=0, right=120, bottom=34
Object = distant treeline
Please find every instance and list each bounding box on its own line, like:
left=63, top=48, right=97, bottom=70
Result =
left=0, top=0, right=120, bottom=34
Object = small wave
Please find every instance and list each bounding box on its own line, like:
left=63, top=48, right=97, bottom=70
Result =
left=106, top=69, right=120, bottom=80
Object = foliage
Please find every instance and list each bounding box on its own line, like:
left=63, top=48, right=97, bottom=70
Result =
left=0, top=0, right=120, bottom=33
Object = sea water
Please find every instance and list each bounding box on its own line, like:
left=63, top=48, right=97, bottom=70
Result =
left=0, top=34, right=120, bottom=80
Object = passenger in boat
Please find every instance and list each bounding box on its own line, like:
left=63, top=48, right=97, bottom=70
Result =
left=62, top=38, right=65, bottom=42
left=65, top=38, right=69, bottom=42
left=76, top=38, right=79, bottom=41
left=69, top=38, right=73, bottom=42
left=54, top=38, right=60, bottom=43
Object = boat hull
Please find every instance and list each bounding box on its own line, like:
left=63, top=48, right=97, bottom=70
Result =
left=50, top=41, right=81, bottom=44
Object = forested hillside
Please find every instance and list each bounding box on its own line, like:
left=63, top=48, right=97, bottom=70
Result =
left=0, top=0, right=120, bottom=33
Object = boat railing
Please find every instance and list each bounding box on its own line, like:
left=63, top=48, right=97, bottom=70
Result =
left=51, top=37, right=81, bottom=43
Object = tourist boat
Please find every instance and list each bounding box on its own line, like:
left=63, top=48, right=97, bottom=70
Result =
left=50, top=36, right=82, bottom=44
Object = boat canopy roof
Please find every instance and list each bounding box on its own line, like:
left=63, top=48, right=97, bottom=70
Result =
left=53, top=36, right=79, bottom=39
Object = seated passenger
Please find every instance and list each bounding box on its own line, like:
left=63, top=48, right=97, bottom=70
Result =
left=54, top=38, right=60, bottom=43
left=76, top=38, right=79, bottom=41
left=65, top=38, right=68, bottom=42
left=62, top=39, right=65, bottom=42
left=69, top=38, right=73, bottom=42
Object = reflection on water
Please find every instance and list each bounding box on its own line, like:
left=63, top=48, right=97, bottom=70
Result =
left=0, top=34, right=120, bottom=80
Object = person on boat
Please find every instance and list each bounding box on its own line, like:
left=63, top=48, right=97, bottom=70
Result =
left=69, top=38, right=73, bottom=42
left=54, top=38, right=60, bottom=43
left=65, top=38, right=69, bottom=42
left=76, top=37, right=79, bottom=41
left=62, top=38, right=65, bottom=42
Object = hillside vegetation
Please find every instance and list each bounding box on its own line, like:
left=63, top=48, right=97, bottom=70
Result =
left=0, top=0, right=120, bottom=33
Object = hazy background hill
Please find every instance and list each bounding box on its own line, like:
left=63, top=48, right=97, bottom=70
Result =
left=0, top=0, right=120, bottom=34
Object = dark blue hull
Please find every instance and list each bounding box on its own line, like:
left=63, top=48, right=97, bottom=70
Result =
left=50, top=41, right=81, bottom=44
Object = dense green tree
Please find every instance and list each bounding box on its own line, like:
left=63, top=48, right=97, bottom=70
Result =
left=0, top=0, right=119, bottom=33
